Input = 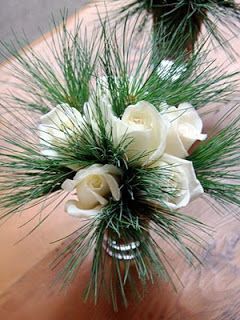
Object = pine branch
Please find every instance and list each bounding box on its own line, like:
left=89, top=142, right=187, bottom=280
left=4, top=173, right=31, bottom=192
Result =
left=188, top=111, right=240, bottom=212
left=112, top=0, right=240, bottom=56
left=0, top=12, right=99, bottom=114
left=100, top=17, right=238, bottom=115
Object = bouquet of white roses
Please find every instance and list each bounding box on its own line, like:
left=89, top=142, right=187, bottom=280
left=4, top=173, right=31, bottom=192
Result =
left=41, top=100, right=206, bottom=217
left=0, top=15, right=239, bottom=308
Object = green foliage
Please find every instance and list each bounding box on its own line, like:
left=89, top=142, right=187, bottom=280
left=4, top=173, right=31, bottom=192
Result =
left=113, top=0, right=240, bottom=55
left=1, top=14, right=238, bottom=119
left=188, top=111, right=240, bottom=211
left=0, top=13, right=99, bottom=114
left=0, top=126, right=74, bottom=220
left=99, top=17, right=238, bottom=117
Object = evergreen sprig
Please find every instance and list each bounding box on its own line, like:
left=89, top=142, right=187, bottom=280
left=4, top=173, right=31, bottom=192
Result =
left=1, top=14, right=238, bottom=119
left=112, top=0, right=240, bottom=55
left=0, top=139, right=74, bottom=220
left=99, top=17, right=238, bottom=116
left=188, top=111, right=240, bottom=212
left=0, top=13, right=99, bottom=114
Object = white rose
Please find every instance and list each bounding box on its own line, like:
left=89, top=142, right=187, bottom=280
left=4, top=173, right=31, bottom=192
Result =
left=154, top=153, right=203, bottom=209
left=113, top=101, right=169, bottom=163
left=163, top=103, right=207, bottom=158
left=61, top=164, right=122, bottom=218
left=38, top=104, right=84, bottom=158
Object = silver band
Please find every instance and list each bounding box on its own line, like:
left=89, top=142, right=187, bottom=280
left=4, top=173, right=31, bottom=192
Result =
left=103, top=235, right=140, bottom=261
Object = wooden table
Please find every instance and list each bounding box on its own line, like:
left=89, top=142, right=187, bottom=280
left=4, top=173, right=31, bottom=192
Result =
left=0, top=3, right=240, bottom=319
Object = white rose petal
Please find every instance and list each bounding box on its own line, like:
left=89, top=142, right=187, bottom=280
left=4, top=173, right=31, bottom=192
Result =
left=62, top=164, right=122, bottom=218
left=38, top=104, right=84, bottom=159
left=163, top=103, right=207, bottom=158
left=65, top=200, right=101, bottom=218
left=113, top=101, right=169, bottom=164
left=154, top=153, right=204, bottom=209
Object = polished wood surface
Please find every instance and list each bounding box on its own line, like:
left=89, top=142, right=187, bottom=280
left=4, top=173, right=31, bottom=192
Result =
left=1, top=210, right=240, bottom=319
left=0, top=2, right=240, bottom=319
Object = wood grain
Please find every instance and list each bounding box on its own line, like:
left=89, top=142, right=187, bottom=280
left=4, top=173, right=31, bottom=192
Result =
left=0, top=2, right=240, bottom=319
